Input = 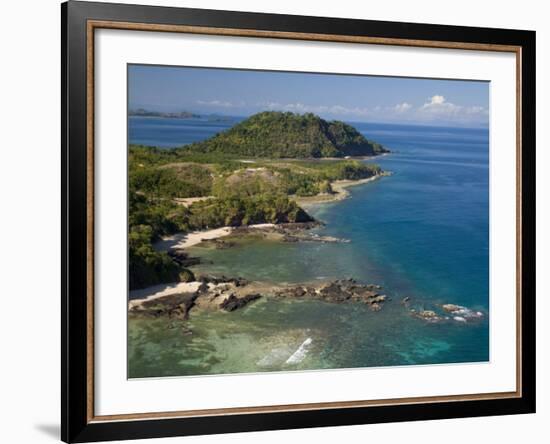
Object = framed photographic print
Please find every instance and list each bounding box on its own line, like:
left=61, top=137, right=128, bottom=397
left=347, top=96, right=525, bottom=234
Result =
left=61, top=1, right=536, bottom=442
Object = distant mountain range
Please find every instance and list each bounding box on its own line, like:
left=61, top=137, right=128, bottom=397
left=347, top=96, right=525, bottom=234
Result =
left=129, top=108, right=238, bottom=123
left=129, top=109, right=201, bottom=119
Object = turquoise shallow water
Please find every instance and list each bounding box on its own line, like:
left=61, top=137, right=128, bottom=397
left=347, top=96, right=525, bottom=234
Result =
left=128, top=120, right=489, bottom=378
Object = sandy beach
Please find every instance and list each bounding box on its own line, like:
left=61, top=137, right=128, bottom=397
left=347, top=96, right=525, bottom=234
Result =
left=154, top=227, right=234, bottom=252
left=154, top=223, right=278, bottom=253
left=129, top=281, right=203, bottom=305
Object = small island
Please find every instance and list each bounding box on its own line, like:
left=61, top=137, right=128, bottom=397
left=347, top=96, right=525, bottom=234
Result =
left=129, top=108, right=201, bottom=119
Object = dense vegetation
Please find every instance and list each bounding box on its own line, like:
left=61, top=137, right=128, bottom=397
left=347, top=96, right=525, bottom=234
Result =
left=129, top=145, right=381, bottom=200
left=187, top=195, right=312, bottom=228
left=129, top=191, right=189, bottom=289
left=186, top=112, right=388, bottom=158
left=211, top=161, right=381, bottom=198
left=129, top=224, right=183, bottom=290
left=128, top=187, right=312, bottom=290
left=128, top=113, right=387, bottom=290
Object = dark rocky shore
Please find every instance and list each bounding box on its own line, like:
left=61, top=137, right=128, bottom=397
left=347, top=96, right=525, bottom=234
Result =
left=196, top=222, right=350, bottom=251
left=129, top=271, right=484, bottom=334
left=128, top=276, right=389, bottom=322
left=132, top=221, right=484, bottom=330
left=272, top=279, right=387, bottom=311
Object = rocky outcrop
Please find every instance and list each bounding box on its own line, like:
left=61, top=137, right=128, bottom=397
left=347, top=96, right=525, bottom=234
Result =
left=411, top=303, right=485, bottom=324
left=220, top=293, right=262, bottom=311
left=167, top=249, right=201, bottom=267
left=274, top=279, right=387, bottom=310
left=440, top=304, right=484, bottom=321
left=275, top=224, right=350, bottom=244
left=128, top=275, right=390, bottom=325
left=281, top=233, right=350, bottom=244
left=199, top=275, right=249, bottom=287
left=129, top=269, right=486, bottom=332
left=410, top=309, right=443, bottom=323
left=129, top=292, right=198, bottom=320
left=201, top=238, right=236, bottom=249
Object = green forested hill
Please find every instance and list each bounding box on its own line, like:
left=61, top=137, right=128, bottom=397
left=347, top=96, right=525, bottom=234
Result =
left=185, top=111, right=388, bottom=158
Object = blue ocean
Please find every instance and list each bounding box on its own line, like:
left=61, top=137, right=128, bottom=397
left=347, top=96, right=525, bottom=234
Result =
left=128, top=116, right=489, bottom=377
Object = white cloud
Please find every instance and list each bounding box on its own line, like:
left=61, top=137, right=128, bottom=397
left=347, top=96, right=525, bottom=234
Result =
left=429, top=95, right=446, bottom=105
left=420, top=95, right=461, bottom=115
left=393, top=102, right=412, bottom=113
left=418, top=95, right=488, bottom=123
left=196, top=99, right=238, bottom=108
left=464, top=105, right=486, bottom=115
left=261, top=101, right=373, bottom=118
left=261, top=98, right=487, bottom=124
left=195, top=95, right=487, bottom=126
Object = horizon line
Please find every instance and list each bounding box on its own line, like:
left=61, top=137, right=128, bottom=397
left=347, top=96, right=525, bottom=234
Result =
left=128, top=107, right=490, bottom=130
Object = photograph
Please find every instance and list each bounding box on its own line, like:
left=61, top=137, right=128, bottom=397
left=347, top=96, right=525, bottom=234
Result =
left=127, top=65, right=490, bottom=378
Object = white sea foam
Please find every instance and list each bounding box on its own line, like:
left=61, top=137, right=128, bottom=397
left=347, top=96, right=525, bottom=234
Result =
left=256, top=348, right=289, bottom=367
left=285, top=338, right=313, bottom=364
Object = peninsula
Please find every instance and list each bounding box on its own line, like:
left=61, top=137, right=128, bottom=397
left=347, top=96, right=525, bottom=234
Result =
left=128, top=111, right=393, bottom=318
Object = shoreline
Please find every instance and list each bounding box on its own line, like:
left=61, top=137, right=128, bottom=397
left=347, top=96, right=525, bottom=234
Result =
left=154, top=227, right=234, bottom=252
left=129, top=281, right=202, bottom=304
left=129, top=167, right=485, bottom=328
left=128, top=276, right=485, bottom=326
left=154, top=223, right=277, bottom=253
left=143, top=174, right=385, bottom=301
left=129, top=277, right=389, bottom=315
left=295, top=174, right=384, bottom=208
left=151, top=172, right=385, bottom=257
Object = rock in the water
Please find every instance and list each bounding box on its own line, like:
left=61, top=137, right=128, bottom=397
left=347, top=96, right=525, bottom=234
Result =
left=411, top=309, right=443, bottom=322
left=420, top=310, right=437, bottom=318
left=199, top=275, right=249, bottom=287
left=370, top=303, right=382, bottom=312
left=441, top=303, right=484, bottom=320
left=219, top=293, right=262, bottom=312
left=167, top=249, right=201, bottom=267
left=368, top=295, right=387, bottom=304
left=130, top=292, right=198, bottom=321
left=318, top=281, right=352, bottom=302
left=273, top=279, right=387, bottom=309
left=203, top=238, right=236, bottom=249
left=442, top=304, right=462, bottom=313
left=411, top=303, right=485, bottom=324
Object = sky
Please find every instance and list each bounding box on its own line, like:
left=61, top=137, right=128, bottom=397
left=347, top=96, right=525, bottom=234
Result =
left=129, top=64, right=489, bottom=127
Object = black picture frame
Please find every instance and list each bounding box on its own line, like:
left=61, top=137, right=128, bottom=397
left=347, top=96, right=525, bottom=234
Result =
left=62, top=1, right=536, bottom=442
